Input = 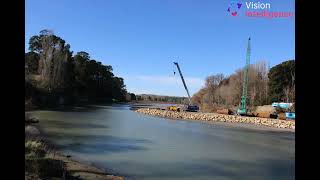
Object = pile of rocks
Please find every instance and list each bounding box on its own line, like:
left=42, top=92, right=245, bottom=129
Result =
left=135, top=108, right=295, bottom=130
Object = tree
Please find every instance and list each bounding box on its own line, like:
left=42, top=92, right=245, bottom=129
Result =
left=268, top=60, right=295, bottom=102
left=73, top=51, right=90, bottom=95
left=28, top=30, right=72, bottom=92
left=25, top=29, right=129, bottom=106
left=247, top=61, right=269, bottom=106
left=25, top=52, right=40, bottom=74
left=130, top=93, right=136, bottom=101
left=191, top=61, right=270, bottom=112
left=29, top=30, right=65, bottom=53
left=204, top=74, right=225, bottom=106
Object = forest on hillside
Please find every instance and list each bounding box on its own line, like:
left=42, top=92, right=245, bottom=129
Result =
left=25, top=30, right=135, bottom=108
left=191, top=60, right=295, bottom=112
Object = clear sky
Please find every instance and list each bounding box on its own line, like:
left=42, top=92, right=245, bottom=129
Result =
left=25, top=0, right=295, bottom=97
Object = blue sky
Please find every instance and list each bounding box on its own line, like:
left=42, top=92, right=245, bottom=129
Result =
left=25, top=0, right=295, bottom=97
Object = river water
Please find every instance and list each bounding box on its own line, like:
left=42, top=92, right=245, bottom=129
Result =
left=32, top=104, right=295, bottom=180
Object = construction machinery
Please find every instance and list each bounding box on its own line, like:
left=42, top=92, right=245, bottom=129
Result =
left=168, top=106, right=181, bottom=112
left=169, top=62, right=199, bottom=112
left=237, top=37, right=251, bottom=115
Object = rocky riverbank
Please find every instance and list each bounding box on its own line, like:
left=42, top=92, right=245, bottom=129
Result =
left=135, top=108, right=295, bottom=130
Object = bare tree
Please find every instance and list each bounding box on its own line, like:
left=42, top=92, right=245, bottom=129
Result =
left=192, top=61, right=269, bottom=111
left=204, top=73, right=225, bottom=106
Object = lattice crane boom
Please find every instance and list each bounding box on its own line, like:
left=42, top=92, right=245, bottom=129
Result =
left=237, top=37, right=251, bottom=115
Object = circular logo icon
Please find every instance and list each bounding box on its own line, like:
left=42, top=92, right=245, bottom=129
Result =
left=227, top=1, right=242, bottom=16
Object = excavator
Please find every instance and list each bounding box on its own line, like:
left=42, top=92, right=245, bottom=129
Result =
left=167, top=62, right=199, bottom=112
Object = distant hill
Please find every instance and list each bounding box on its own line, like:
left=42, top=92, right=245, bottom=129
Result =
left=136, top=94, right=189, bottom=104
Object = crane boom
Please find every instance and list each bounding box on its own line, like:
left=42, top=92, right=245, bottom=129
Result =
left=237, top=37, right=251, bottom=115
left=173, top=62, right=191, bottom=104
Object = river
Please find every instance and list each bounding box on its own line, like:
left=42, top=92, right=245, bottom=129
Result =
left=32, top=104, right=295, bottom=180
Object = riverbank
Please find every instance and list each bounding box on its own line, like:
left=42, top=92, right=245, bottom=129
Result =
left=134, top=108, right=295, bottom=131
left=25, top=123, right=125, bottom=180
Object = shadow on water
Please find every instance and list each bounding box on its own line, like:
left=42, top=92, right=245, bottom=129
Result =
left=46, top=132, right=151, bottom=154
left=116, top=157, right=294, bottom=180
left=39, top=105, right=104, bottom=112
left=44, top=120, right=110, bottom=129
left=221, top=127, right=295, bottom=141
left=41, top=103, right=129, bottom=113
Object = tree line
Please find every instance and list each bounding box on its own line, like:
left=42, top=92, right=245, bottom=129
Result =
left=136, top=94, right=188, bottom=104
left=25, top=30, right=134, bottom=107
left=191, top=60, right=295, bottom=112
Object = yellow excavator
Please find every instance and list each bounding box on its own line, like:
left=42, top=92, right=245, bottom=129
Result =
left=167, top=106, right=181, bottom=112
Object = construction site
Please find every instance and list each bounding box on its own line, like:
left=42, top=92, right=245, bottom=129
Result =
left=134, top=37, right=295, bottom=130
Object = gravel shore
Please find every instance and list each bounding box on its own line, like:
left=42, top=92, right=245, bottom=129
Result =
left=135, top=108, right=295, bottom=130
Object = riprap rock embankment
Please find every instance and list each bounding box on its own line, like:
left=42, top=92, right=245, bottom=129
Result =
left=135, top=108, right=295, bottom=130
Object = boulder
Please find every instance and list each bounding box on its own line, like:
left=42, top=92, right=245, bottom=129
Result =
left=216, top=109, right=231, bottom=115
left=25, top=125, right=40, bottom=136
left=278, top=113, right=287, bottom=120
left=256, top=112, right=272, bottom=118
left=253, top=105, right=276, bottom=116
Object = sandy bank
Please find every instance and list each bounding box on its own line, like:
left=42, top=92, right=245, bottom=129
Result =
left=25, top=124, right=125, bottom=180
left=49, top=152, right=124, bottom=180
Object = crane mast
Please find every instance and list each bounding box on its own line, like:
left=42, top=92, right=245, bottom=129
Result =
left=173, top=62, right=191, bottom=105
left=237, top=37, right=251, bottom=115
